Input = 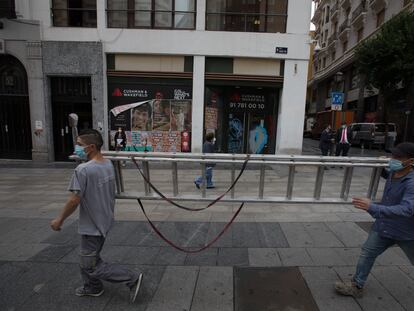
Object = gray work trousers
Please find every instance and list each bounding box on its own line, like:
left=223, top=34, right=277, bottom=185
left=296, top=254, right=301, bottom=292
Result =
left=80, top=235, right=139, bottom=291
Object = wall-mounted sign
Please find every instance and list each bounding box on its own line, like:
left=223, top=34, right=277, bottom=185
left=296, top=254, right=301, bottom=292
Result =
left=275, top=47, right=288, bottom=54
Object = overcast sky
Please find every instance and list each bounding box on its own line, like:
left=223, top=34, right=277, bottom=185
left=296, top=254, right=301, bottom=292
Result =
left=310, top=1, right=315, bottom=30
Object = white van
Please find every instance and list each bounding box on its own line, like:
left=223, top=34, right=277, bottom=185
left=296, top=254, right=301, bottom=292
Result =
left=350, top=123, right=397, bottom=149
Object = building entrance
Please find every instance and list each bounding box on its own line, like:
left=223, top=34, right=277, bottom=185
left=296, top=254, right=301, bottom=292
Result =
left=51, top=77, right=92, bottom=161
left=0, top=55, right=32, bottom=159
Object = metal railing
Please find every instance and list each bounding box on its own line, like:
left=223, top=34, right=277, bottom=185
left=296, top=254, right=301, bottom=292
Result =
left=339, top=19, right=350, bottom=34
left=104, top=152, right=389, bottom=204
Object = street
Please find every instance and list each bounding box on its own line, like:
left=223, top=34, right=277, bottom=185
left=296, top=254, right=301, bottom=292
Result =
left=1, top=145, right=413, bottom=311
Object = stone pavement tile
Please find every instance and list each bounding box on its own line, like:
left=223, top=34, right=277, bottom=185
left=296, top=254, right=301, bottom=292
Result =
left=59, top=246, right=80, bottom=263
left=300, top=267, right=362, bottom=311
left=105, top=221, right=140, bottom=245
left=326, top=222, right=368, bottom=247
left=43, top=220, right=79, bottom=245
left=256, top=222, right=289, bottom=247
left=399, top=266, right=414, bottom=281
left=101, top=245, right=137, bottom=264
left=19, top=292, right=110, bottom=311
left=280, top=222, right=344, bottom=247
left=336, top=212, right=373, bottom=222
left=184, top=248, right=219, bottom=266
left=0, top=243, right=50, bottom=261
left=152, top=247, right=187, bottom=265
left=205, top=222, right=233, bottom=247
left=0, top=262, right=66, bottom=311
left=103, top=265, right=166, bottom=311
left=232, top=223, right=262, bottom=247
left=28, top=244, right=77, bottom=263
left=334, top=266, right=405, bottom=311
left=333, top=248, right=361, bottom=266
left=278, top=248, right=314, bottom=266
left=122, top=247, right=161, bottom=265
left=376, top=247, right=412, bottom=266
left=191, top=266, right=233, bottom=311
left=248, top=248, right=282, bottom=267
left=371, top=266, right=414, bottom=311
left=145, top=266, right=199, bottom=311
left=306, top=248, right=349, bottom=266
left=138, top=222, right=170, bottom=247
left=217, top=248, right=249, bottom=267
left=122, top=221, right=154, bottom=246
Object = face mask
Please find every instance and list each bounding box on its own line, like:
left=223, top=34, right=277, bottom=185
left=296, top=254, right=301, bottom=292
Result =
left=342, top=125, right=346, bottom=129
left=389, top=159, right=413, bottom=172
left=75, top=145, right=88, bottom=161
left=213, top=138, right=216, bottom=143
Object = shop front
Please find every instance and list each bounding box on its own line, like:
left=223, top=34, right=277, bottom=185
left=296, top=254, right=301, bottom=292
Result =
left=204, top=85, right=279, bottom=154
left=108, top=76, right=192, bottom=152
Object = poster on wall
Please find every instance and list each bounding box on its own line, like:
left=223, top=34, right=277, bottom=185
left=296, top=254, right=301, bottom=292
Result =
left=171, top=100, right=192, bottom=132
left=227, top=113, right=244, bottom=153
left=153, top=99, right=171, bottom=131
left=131, top=102, right=153, bottom=131
left=205, top=107, right=218, bottom=130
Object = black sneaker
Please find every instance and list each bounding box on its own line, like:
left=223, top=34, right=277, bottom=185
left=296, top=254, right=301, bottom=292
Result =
left=194, top=181, right=200, bottom=189
left=207, top=185, right=215, bottom=189
left=75, top=286, right=104, bottom=297
left=130, top=273, right=143, bottom=303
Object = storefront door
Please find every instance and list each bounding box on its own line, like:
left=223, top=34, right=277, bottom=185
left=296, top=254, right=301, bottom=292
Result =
left=51, top=77, right=92, bottom=161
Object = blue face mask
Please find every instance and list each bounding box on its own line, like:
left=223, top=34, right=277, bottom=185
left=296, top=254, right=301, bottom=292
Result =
left=389, top=159, right=413, bottom=172
left=75, top=145, right=88, bottom=161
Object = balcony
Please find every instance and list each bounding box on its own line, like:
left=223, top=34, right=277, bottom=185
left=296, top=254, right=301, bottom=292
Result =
left=351, top=2, right=367, bottom=28
left=328, top=32, right=338, bottom=48
left=338, top=20, right=350, bottom=40
left=330, top=3, right=339, bottom=22
left=311, top=7, right=322, bottom=24
left=369, top=0, right=388, bottom=12
left=340, top=0, right=351, bottom=9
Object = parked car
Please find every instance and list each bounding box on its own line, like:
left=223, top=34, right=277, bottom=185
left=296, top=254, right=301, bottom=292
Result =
left=349, top=123, right=397, bottom=150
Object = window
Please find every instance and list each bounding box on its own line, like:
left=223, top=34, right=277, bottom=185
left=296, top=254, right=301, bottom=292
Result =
left=206, top=0, right=288, bottom=33
left=52, top=0, right=97, bottom=27
left=342, top=40, right=348, bottom=52
left=331, top=51, right=336, bottom=61
left=376, top=9, right=385, bottom=28
left=325, top=5, right=330, bottom=23
left=0, top=0, right=16, bottom=18
left=324, top=29, right=328, bottom=42
left=107, top=0, right=196, bottom=29
left=357, top=27, right=364, bottom=42
left=322, top=57, right=326, bottom=68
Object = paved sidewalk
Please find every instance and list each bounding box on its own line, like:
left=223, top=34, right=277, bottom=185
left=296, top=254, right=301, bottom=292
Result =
left=1, top=162, right=413, bottom=311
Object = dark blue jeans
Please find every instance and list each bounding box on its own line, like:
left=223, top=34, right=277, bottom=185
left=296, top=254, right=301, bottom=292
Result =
left=353, top=230, right=414, bottom=287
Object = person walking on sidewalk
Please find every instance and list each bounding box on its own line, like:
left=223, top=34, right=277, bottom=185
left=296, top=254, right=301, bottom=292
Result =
left=335, top=142, right=414, bottom=298
left=320, top=124, right=333, bottom=156
left=50, top=129, right=143, bottom=302
left=194, top=132, right=216, bottom=189
left=335, top=123, right=353, bottom=156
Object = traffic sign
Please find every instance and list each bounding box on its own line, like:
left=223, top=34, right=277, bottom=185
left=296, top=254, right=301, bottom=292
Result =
left=331, top=92, right=344, bottom=111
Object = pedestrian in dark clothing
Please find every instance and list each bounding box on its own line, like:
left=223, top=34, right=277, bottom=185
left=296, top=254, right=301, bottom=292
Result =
left=50, top=129, right=143, bottom=303
left=335, top=123, right=353, bottom=156
left=335, top=142, right=414, bottom=298
left=320, top=124, right=333, bottom=156
left=194, top=132, right=216, bottom=189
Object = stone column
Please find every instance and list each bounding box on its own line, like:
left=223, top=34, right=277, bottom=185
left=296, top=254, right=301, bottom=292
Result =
left=191, top=56, right=205, bottom=153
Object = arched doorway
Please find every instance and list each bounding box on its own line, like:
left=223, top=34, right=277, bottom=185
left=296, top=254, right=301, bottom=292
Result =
left=0, top=55, right=32, bottom=159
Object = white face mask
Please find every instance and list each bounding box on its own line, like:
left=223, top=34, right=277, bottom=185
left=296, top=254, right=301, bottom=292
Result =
left=213, top=138, right=216, bottom=143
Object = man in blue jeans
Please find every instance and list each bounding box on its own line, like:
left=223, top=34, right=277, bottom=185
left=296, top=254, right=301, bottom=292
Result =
left=335, top=142, right=414, bottom=298
left=194, top=132, right=216, bottom=189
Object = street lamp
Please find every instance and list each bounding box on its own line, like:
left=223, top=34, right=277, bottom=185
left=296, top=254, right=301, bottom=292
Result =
left=332, top=71, right=344, bottom=130
left=404, top=110, right=411, bottom=142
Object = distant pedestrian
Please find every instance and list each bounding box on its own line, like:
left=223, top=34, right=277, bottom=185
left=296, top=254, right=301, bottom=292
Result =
left=335, top=142, right=414, bottom=298
left=194, top=132, right=216, bottom=189
left=335, top=122, right=352, bottom=156
left=50, top=129, right=143, bottom=303
left=319, top=124, right=333, bottom=156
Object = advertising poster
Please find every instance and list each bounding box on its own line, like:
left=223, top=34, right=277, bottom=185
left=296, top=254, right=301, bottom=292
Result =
left=171, top=100, right=192, bottom=132
left=205, top=107, right=218, bottom=130
left=152, top=99, right=171, bottom=131
left=131, top=102, right=153, bottom=131
left=164, top=131, right=181, bottom=153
